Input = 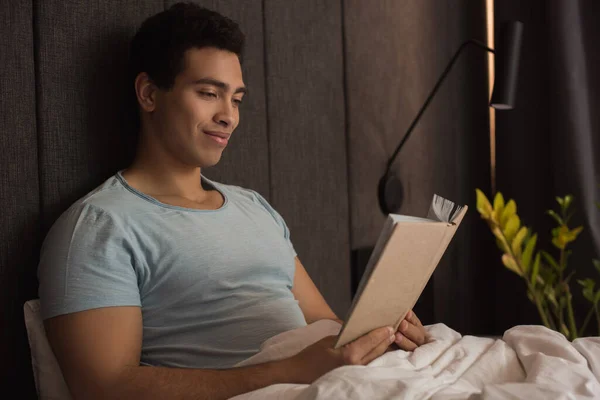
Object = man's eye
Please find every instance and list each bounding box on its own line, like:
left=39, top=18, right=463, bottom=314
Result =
left=233, top=99, right=243, bottom=105
left=198, top=91, right=217, bottom=98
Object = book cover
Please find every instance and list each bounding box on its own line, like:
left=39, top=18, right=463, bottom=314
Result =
left=335, top=194, right=467, bottom=348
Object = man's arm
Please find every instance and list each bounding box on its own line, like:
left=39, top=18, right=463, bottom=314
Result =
left=291, top=257, right=340, bottom=324
left=45, top=307, right=296, bottom=400
left=45, top=304, right=396, bottom=400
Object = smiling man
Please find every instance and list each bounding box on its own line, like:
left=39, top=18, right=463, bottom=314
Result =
left=37, top=3, right=428, bottom=400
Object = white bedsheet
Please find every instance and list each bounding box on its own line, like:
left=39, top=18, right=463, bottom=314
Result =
left=231, top=320, right=600, bottom=400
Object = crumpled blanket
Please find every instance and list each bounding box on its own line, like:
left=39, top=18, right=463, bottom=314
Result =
left=231, top=320, right=600, bottom=399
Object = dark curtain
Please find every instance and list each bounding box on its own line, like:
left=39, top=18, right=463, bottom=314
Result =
left=494, top=0, right=600, bottom=334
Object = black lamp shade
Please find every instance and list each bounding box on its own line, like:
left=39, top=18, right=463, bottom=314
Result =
left=491, top=21, right=524, bottom=110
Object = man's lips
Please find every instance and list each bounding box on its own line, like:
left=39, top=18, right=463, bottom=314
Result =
left=204, top=130, right=230, bottom=146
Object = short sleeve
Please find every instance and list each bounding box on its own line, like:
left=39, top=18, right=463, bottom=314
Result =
left=38, top=203, right=141, bottom=320
left=250, top=190, right=297, bottom=258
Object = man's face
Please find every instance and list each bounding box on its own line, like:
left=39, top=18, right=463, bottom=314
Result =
left=150, top=47, right=245, bottom=168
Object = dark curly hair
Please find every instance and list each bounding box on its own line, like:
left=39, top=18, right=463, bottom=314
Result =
left=129, top=2, right=245, bottom=90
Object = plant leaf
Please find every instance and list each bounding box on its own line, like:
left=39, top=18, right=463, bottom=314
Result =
left=551, top=227, right=561, bottom=238
left=527, top=290, right=534, bottom=303
left=570, top=226, right=584, bottom=241
left=593, top=259, right=600, bottom=276
left=544, top=286, right=558, bottom=309
left=524, top=228, right=533, bottom=244
left=502, top=254, right=522, bottom=277
left=578, top=279, right=596, bottom=302
left=577, top=278, right=594, bottom=289
left=563, top=195, right=574, bottom=212
left=503, top=215, right=521, bottom=243
left=541, top=251, right=561, bottom=272
left=559, top=296, right=567, bottom=309
left=511, top=226, right=528, bottom=258
left=495, top=237, right=506, bottom=253
left=531, top=252, right=541, bottom=287
left=475, top=189, right=493, bottom=219
left=552, top=226, right=569, bottom=249
left=521, top=234, right=537, bottom=274
left=552, top=226, right=583, bottom=250
left=494, top=192, right=505, bottom=216
left=547, top=210, right=563, bottom=225
left=500, top=200, right=517, bottom=229
left=541, top=267, right=557, bottom=286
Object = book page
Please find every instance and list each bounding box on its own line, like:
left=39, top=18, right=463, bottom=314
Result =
left=427, top=194, right=463, bottom=222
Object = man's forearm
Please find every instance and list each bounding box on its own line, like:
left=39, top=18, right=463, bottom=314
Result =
left=96, top=358, right=301, bottom=400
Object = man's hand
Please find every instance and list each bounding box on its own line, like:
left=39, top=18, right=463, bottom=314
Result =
left=287, top=326, right=395, bottom=383
left=393, top=309, right=429, bottom=351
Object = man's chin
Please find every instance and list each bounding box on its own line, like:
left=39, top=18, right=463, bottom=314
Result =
left=196, top=153, right=223, bottom=169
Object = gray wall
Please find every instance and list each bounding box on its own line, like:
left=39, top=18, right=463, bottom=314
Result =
left=345, top=0, right=492, bottom=332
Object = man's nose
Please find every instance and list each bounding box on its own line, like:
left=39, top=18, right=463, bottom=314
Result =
left=214, top=100, right=236, bottom=128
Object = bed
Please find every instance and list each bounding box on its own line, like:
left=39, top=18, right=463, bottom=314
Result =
left=24, top=299, right=600, bottom=399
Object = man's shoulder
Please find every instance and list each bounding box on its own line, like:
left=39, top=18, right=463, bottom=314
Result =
left=57, top=174, right=138, bottom=224
left=41, top=174, right=136, bottom=252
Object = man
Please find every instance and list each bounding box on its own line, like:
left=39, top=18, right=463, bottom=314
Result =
left=38, top=3, right=428, bottom=399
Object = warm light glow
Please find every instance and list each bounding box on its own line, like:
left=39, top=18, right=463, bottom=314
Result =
left=486, top=0, right=496, bottom=194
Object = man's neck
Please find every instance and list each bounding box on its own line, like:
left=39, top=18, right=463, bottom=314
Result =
left=123, top=135, right=207, bottom=201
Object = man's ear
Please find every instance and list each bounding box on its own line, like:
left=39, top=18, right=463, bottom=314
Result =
left=134, top=72, right=157, bottom=113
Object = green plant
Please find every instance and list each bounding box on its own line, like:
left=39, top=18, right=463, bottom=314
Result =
left=578, top=198, right=600, bottom=335
left=475, top=190, right=600, bottom=340
left=576, top=260, right=600, bottom=336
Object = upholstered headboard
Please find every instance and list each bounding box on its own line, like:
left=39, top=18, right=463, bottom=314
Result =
left=1, top=1, right=492, bottom=395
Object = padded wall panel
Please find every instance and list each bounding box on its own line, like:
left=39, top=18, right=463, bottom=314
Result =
left=264, top=0, right=351, bottom=316
left=35, top=0, right=164, bottom=231
left=165, top=0, right=270, bottom=198
left=0, top=1, right=40, bottom=395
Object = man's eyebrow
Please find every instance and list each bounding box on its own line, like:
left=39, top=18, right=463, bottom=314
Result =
left=192, top=78, right=247, bottom=95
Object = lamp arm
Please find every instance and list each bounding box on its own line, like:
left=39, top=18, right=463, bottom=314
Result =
left=384, top=39, right=494, bottom=173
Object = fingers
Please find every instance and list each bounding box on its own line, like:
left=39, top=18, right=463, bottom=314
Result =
left=406, top=310, right=432, bottom=343
left=361, top=329, right=396, bottom=365
left=343, top=326, right=394, bottom=365
left=398, top=319, right=427, bottom=346
left=405, top=310, right=423, bottom=327
left=394, top=331, right=418, bottom=351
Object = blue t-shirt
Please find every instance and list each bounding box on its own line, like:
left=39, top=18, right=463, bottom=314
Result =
left=38, top=172, right=307, bottom=369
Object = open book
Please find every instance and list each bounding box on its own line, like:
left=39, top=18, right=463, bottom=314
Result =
left=335, top=194, right=468, bottom=348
